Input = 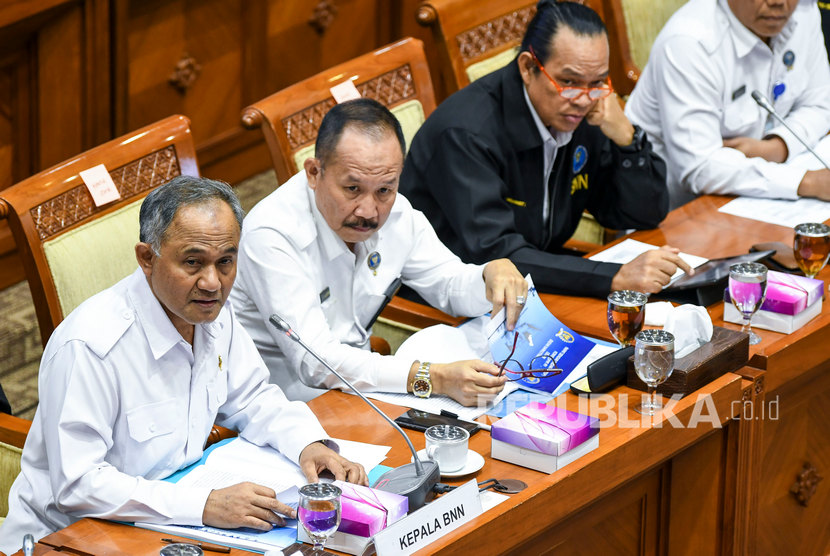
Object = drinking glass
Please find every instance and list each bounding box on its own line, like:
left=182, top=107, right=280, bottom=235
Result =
left=633, top=329, right=675, bottom=416
left=728, top=262, right=768, bottom=346
left=607, top=290, right=648, bottom=347
left=793, top=222, right=830, bottom=279
left=298, top=483, right=342, bottom=553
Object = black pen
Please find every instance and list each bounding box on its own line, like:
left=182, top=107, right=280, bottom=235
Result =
left=161, top=538, right=231, bottom=553
left=365, top=276, right=403, bottom=330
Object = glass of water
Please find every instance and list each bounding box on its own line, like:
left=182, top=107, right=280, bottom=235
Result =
left=298, top=483, right=342, bottom=553
left=728, top=262, right=768, bottom=346
left=634, top=329, right=675, bottom=416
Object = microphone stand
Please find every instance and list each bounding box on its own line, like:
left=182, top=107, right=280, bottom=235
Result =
left=751, top=90, right=830, bottom=170
left=269, top=314, right=440, bottom=510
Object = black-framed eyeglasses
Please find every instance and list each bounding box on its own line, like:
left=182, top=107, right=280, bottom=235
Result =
left=496, top=331, right=562, bottom=382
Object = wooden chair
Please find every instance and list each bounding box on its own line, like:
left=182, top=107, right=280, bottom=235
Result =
left=241, top=38, right=461, bottom=351
left=241, top=37, right=437, bottom=185
left=0, top=115, right=199, bottom=347
left=601, top=0, right=686, bottom=96
left=0, top=413, right=31, bottom=522
left=415, top=0, right=536, bottom=95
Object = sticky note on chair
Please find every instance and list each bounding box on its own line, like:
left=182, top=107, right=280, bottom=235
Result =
left=330, top=79, right=361, bottom=103
left=80, top=164, right=121, bottom=206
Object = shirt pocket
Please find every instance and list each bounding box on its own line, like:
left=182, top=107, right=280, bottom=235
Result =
left=722, top=98, right=758, bottom=138
left=206, top=376, right=228, bottom=414
left=126, top=399, right=177, bottom=443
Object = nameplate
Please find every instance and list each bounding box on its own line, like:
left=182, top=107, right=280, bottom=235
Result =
left=330, top=79, right=361, bottom=103
left=373, top=480, right=482, bottom=556
left=79, top=164, right=121, bottom=206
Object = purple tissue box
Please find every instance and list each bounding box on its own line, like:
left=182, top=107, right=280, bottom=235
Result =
left=333, top=480, right=408, bottom=537
left=491, top=402, right=599, bottom=456
left=724, top=270, right=823, bottom=316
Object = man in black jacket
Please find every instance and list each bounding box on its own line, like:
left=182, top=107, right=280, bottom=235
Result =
left=400, top=0, right=691, bottom=297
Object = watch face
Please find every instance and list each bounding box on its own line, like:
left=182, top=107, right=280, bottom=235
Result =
left=413, top=378, right=432, bottom=397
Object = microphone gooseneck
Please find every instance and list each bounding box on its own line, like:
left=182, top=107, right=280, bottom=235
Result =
left=751, top=90, right=830, bottom=171
left=269, top=314, right=440, bottom=509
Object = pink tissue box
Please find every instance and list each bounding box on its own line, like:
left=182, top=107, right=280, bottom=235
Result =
left=333, top=480, right=408, bottom=538
left=724, top=271, right=823, bottom=316
left=491, top=402, right=599, bottom=456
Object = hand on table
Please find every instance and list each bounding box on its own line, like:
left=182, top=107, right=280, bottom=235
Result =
left=610, top=246, right=693, bottom=294
left=430, top=360, right=507, bottom=406
left=482, top=258, right=528, bottom=331
left=797, top=169, right=830, bottom=201
left=202, top=482, right=295, bottom=531
left=299, top=441, right=368, bottom=486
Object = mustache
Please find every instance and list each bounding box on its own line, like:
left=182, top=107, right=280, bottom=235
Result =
left=344, top=218, right=379, bottom=230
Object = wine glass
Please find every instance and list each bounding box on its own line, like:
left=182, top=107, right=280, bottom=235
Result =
left=298, top=483, right=342, bottom=553
left=793, top=222, right=830, bottom=279
left=607, top=290, right=648, bottom=347
left=728, top=262, right=768, bottom=346
left=633, top=329, right=675, bottom=416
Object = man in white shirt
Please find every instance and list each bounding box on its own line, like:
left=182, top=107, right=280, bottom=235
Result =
left=230, top=98, right=528, bottom=404
left=0, top=176, right=365, bottom=555
left=625, top=0, right=830, bottom=208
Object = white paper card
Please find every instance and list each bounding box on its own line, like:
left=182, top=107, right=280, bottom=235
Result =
left=717, top=196, right=830, bottom=228
left=79, top=164, right=121, bottom=206
left=589, top=239, right=707, bottom=285
left=374, top=480, right=482, bottom=556
left=330, top=79, right=362, bottom=103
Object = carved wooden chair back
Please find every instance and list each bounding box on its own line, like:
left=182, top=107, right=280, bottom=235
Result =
left=415, top=0, right=536, bottom=94
left=0, top=115, right=199, bottom=346
left=241, top=37, right=436, bottom=185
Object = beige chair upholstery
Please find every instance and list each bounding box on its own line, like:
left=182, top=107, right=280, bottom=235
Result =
left=0, top=116, right=199, bottom=346
left=602, top=0, right=687, bottom=95
left=0, top=413, right=30, bottom=521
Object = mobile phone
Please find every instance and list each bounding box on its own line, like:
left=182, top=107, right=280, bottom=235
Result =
left=394, top=409, right=480, bottom=436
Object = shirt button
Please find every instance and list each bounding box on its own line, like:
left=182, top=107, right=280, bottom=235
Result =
left=122, top=311, right=132, bottom=320
left=622, top=159, right=632, bottom=169
left=638, top=157, right=646, bottom=167
left=149, top=423, right=157, bottom=433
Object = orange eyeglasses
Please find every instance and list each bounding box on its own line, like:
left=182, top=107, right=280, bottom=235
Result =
left=528, top=45, right=613, bottom=101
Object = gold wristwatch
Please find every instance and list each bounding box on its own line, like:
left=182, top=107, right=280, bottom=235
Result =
left=412, top=361, right=433, bottom=398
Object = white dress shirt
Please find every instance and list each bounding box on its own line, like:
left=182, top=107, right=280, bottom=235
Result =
left=0, top=269, right=328, bottom=555
left=625, top=0, right=830, bottom=208
left=522, top=86, right=573, bottom=223
left=229, top=171, right=490, bottom=402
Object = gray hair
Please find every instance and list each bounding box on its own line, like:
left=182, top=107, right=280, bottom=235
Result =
left=139, top=175, right=245, bottom=253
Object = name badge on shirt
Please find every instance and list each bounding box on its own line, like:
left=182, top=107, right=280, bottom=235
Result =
left=320, top=287, right=331, bottom=303
left=731, top=85, right=746, bottom=101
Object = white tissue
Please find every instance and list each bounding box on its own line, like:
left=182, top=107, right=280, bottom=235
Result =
left=662, top=304, right=714, bottom=358
left=644, top=302, right=674, bottom=326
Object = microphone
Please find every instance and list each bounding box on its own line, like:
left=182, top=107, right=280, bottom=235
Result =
left=269, top=314, right=440, bottom=510
left=751, top=90, right=830, bottom=171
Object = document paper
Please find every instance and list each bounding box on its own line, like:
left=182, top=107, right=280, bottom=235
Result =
left=135, top=437, right=391, bottom=552
left=589, top=239, right=707, bottom=285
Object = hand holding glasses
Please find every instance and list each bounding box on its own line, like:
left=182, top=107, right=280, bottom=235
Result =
left=728, top=262, right=768, bottom=346
left=496, top=331, right=561, bottom=385
left=298, top=483, right=341, bottom=554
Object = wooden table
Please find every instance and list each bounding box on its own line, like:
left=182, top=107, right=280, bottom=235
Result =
left=16, top=195, right=830, bottom=555
left=541, top=194, right=830, bottom=555
left=19, top=375, right=749, bottom=556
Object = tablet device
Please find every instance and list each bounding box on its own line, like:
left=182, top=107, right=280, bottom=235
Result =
left=664, top=250, right=775, bottom=292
